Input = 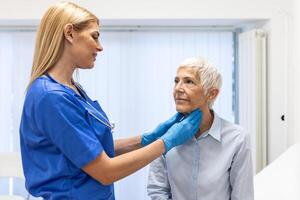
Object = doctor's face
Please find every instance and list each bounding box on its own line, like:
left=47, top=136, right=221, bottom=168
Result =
left=173, top=67, right=209, bottom=114
left=71, top=22, right=103, bottom=69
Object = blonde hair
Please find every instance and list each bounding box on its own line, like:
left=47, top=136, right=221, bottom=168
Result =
left=178, top=57, right=222, bottom=108
left=27, top=1, right=99, bottom=90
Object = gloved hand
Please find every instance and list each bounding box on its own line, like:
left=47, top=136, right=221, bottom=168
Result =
left=160, top=109, right=202, bottom=154
left=141, top=112, right=184, bottom=146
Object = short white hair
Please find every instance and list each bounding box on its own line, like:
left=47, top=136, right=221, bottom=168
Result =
left=178, top=57, right=222, bottom=108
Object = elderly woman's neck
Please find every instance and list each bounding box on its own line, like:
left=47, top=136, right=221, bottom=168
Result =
left=194, top=108, right=214, bottom=138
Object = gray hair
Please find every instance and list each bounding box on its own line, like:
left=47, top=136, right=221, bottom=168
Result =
left=178, top=57, right=222, bottom=108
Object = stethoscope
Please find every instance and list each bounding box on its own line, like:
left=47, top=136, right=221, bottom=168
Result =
left=74, top=83, right=115, bottom=133
left=83, top=100, right=115, bottom=133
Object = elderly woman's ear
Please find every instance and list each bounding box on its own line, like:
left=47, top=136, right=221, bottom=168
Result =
left=207, top=88, right=219, bottom=101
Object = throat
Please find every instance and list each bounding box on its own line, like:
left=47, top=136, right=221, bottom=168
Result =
left=194, top=111, right=214, bottom=138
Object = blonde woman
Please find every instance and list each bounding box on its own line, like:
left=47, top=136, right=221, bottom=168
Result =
left=147, top=57, right=254, bottom=200
left=19, top=2, right=202, bottom=200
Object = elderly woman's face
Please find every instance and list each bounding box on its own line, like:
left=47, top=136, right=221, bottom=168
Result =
left=173, top=67, right=209, bottom=114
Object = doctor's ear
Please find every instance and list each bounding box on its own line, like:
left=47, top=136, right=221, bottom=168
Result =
left=63, top=24, right=74, bottom=43
left=207, top=88, right=219, bottom=101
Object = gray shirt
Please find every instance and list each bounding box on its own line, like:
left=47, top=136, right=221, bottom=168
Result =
left=147, top=111, right=254, bottom=200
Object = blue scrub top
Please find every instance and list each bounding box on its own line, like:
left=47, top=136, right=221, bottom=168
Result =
left=19, top=75, right=115, bottom=200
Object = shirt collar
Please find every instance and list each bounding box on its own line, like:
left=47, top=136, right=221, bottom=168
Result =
left=198, top=110, right=222, bottom=142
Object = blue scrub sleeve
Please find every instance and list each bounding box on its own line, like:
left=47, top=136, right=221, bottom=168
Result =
left=34, top=91, right=103, bottom=168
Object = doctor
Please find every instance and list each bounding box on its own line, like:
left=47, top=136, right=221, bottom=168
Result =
left=19, top=1, right=202, bottom=200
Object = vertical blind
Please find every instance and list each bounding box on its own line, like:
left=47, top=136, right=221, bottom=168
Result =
left=0, top=28, right=235, bottom=199
left=238, top=29, right=267, bottom=173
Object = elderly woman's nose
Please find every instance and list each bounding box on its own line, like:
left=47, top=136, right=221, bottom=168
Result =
left=175, top=81, right=184, bottom=91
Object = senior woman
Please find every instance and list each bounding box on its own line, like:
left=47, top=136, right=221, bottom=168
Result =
left=147, top=57, right=254, bottom=200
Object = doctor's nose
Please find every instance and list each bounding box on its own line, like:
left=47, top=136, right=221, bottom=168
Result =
left=97, top=43, right=103, bottom=52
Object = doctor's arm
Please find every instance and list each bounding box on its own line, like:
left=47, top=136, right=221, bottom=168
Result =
left=83, top=139, right=165, bottom=185
left=147, top=156, right=172, bottom=200
left=83, top=110, right=202, bottom=185
left=114, top=113, right=184, bottom=156
left=229, top=131, right=254, bottom=200
left=114, top=136, right=142, bottom=156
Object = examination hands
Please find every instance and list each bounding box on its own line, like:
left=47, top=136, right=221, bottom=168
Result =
left=160, top=109, right=202, bottom=154
left=141, top=112, right=184, bottom=146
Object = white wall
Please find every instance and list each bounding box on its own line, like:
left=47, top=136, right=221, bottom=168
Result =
left=0, top=0, right=291, bottom=20
left=289, top=1, right=300, bottom=146
left=0, top=0, right=296, bottom=162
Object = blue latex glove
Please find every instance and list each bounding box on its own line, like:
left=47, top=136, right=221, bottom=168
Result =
left=141, top=112, right=184, bottom=146
left=160, top=109, right=202, bottom=153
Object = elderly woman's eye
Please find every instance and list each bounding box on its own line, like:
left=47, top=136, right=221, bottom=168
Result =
left=186, top=79, right=195, bottom=84
left=174, top=79, right=179, bottom=84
